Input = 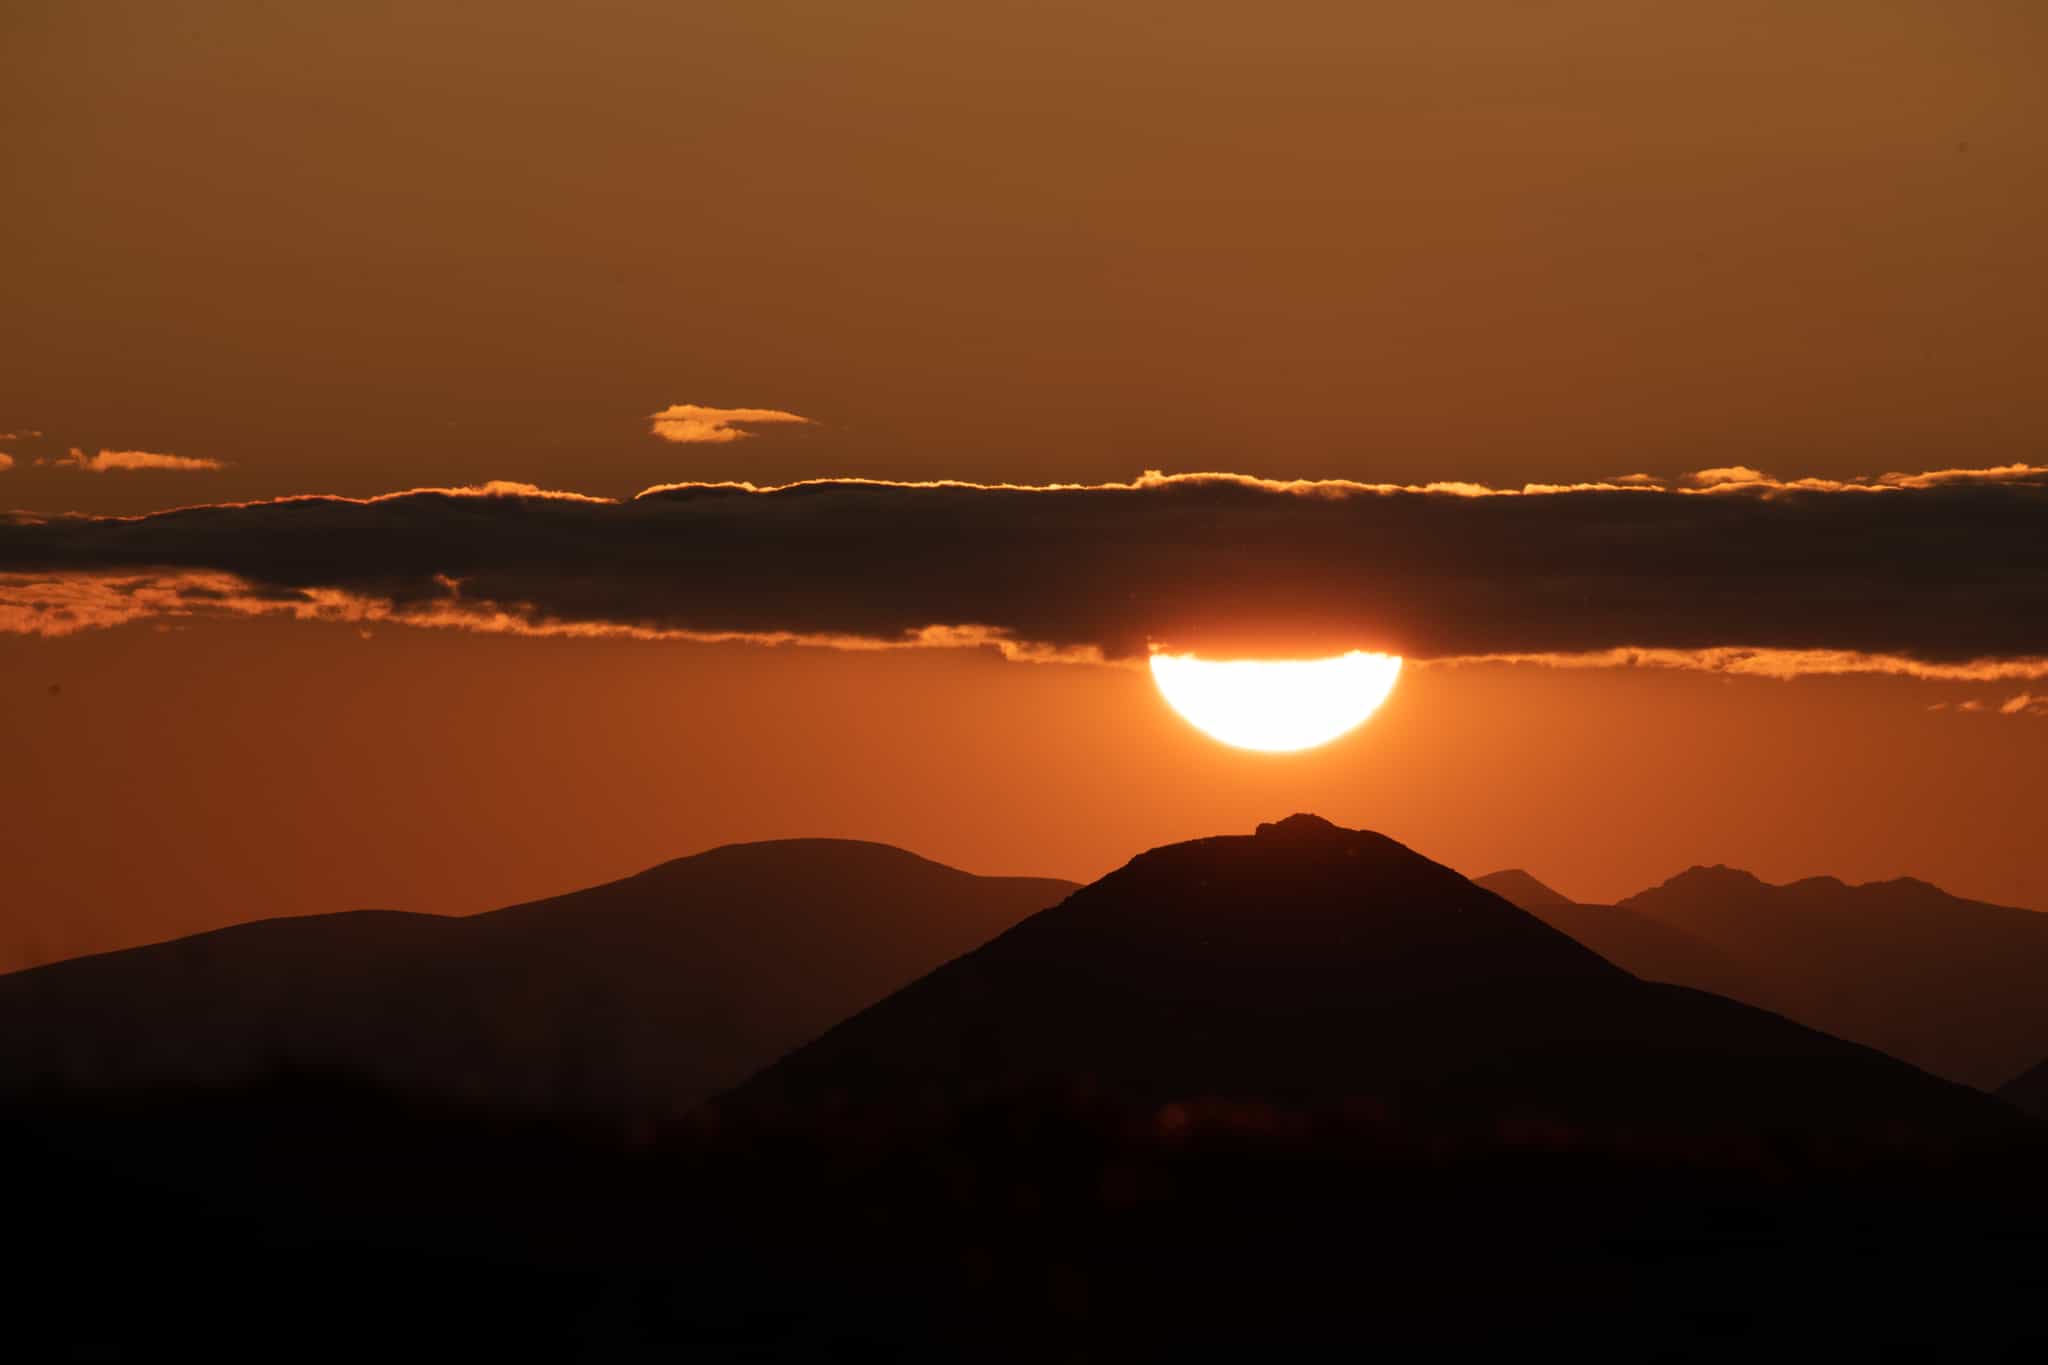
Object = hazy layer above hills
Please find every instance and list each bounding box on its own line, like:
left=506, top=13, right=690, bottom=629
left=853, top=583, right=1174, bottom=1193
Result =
left=1480, top=865, right=2048, bottom=1091
left=0, top=840, right=1077, bottom=1115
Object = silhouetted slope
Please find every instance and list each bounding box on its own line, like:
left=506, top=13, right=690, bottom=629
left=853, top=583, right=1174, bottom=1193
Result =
left=1619, top=867, right=2048, bottom=1090
left=1473, top=868, right=1575, bottom=910
left=2002, top=1059, right=2048, bottom=1119
left=1477, top=869, right=1764, bottom=1004
left=0, top=840, right=1075, bottom=1114
left=730, top=817, right=2021, bottom=1137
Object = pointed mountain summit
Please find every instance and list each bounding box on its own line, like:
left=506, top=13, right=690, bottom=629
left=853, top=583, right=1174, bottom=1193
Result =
left=729, top=819, right=2022, bottom=1138
left=0, top=839, right=1076, bottom=1116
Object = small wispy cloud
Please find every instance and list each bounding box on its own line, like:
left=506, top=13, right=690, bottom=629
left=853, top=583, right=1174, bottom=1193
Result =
left=0, top=453, right=14, bottom=472
left=53, top=448, right=225, bottom=473
left=648, top=403, right=813, bottom=444
left=2000, top=693, right=2048, bottom=717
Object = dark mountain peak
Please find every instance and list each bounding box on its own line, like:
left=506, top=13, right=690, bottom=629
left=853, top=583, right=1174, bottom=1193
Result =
left=1473, top=868, right=1576, bottom=910
left=1100, top=822, right=1570, bottom=955
left=1111, top=817, right=1441, bottom=888
left=1253, top=812, right=1346, bottom=841
left=729, top=823, right=2024, bottom=1139
left=929, top=816, right=1632, bottom=1012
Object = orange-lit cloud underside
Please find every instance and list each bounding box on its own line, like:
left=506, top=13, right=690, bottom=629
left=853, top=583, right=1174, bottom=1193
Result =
left=0, top=571, right=1113, bottom=664
left=6, top=571, right=2048, bottom=686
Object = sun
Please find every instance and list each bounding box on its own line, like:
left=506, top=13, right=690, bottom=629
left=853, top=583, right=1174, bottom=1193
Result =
left=1149, top=651, right=1402, bottom=752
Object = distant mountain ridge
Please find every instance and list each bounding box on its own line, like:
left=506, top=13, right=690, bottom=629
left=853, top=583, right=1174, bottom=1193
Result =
left=1617, top=864, right=2048, bottom=1090
left=1474, top=868, right=1766, bottom=1006
left=1478, top=863, right=2048, bottom=1091
left=0, top=839, right=1077, bottom=1115
left=1472, top=868, right=1575, bottom=910
left=730, top=817, right=2022, bottom=1139
left=10, top=828, right=2040, bottom=1131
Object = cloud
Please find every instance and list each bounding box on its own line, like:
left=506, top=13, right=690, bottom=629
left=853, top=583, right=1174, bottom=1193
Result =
left=0, top=570, right=1109, bottom=663
left=1685, top=466, right=1768, bottom=487
left=0, top=467, right=2044, bottom=674
left=648, top=403, right=812, bottom=444
left=53, top=448, right=226, bottom=473
left=1424, top=650, right=2048, bottom=683
left=0, top=453, right=13, bottom=472
left=2001, top=694, right=2048, bottom=717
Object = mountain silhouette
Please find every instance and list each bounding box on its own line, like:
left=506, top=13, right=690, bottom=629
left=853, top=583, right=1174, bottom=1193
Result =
left=0, top=840, right=1075, bottom=1115
left=1615, top=866, right=2048, bottom=1090
left=1472, top=868, right=1575, bottom=910
left=2002, top=1058, right=2048, bottom=1119
left=1474, top=868, right=1765, bottom=1006
left=728, top=817, right=2022, bottom=1137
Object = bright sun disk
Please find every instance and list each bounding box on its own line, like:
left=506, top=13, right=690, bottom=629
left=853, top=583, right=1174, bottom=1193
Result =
left=1148, top=651, right=1403, bottom=752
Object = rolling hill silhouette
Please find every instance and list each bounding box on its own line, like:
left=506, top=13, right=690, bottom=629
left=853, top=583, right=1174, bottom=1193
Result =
left=1615, top=867, right=2048, bottom=1090
left=2002, top=1059, right=2048, bottom=1119
left=1473, top=868, right=1763, bottom=1004
left=0, top=840, right=1075, bottom=1115
left=729, top=817, right=2022, bottom=1137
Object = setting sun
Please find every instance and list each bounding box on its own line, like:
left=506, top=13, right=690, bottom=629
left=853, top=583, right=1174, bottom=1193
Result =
left=1149, top=651, right=1403, bottom=752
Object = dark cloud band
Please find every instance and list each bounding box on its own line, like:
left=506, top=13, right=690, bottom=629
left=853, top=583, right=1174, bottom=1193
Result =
left=3, top=471, right=2046, bottom=665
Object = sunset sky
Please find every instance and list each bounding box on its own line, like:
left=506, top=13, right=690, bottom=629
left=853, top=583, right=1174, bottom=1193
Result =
left=4, top=0, right=2046, bottom=970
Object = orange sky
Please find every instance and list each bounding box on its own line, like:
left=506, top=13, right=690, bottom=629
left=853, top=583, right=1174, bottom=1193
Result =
left=5, top=616, right=2043, bottom=973
left=3, top=1, right=2045, bottom=511
left=3, top=2, right=2045, bottom=968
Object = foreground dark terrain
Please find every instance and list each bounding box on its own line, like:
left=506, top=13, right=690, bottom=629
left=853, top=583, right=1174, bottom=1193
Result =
left=13, top=1082, right=2048, bottom=1360
left=9, top=818, right=2046, bottom=1359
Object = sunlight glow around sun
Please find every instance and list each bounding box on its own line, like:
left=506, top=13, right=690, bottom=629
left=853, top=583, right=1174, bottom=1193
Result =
left=1148, top=651, right=1403, bottom=752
